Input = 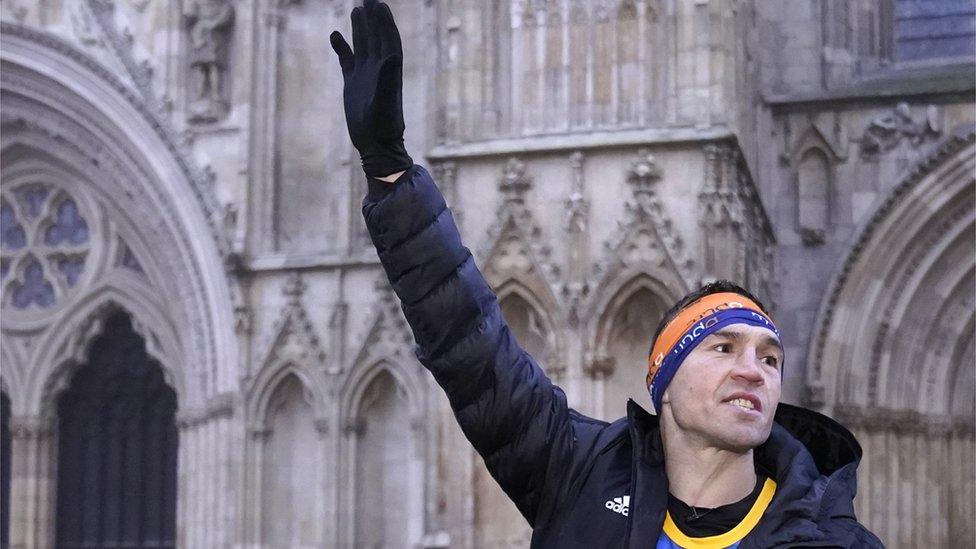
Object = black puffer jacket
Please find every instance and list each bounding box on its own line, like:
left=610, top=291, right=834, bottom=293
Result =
left=362, top=164, right=883, bottom=548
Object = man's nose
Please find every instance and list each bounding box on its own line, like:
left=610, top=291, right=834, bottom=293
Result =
left=731, top=348, right=764, bottom=383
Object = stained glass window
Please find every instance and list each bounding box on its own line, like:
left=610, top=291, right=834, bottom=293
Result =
left=1, top=183, right=92, bottom=310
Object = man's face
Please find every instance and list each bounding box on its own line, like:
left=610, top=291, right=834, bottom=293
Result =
left=661, top=323, right=783, bottom=452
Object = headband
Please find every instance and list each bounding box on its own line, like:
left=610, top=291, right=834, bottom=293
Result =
left=646, top=292, right=780, bottom=412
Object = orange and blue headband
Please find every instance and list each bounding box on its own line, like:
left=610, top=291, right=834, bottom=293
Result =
left=646, top=292, right=780, bottom=412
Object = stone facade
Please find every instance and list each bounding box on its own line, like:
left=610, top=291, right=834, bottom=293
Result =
left=0, top=1, right=973, bottom=548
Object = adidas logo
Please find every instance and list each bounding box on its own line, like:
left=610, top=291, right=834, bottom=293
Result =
left=604, top=495, right=630, bottom=516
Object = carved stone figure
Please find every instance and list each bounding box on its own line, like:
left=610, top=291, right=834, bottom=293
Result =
left=860, top=102, right=940, bottom=159
left=183, top=0, right=235, bottom=122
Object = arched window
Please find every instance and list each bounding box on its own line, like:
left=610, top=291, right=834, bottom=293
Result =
left=544, top=6, right=565, bottom=130
left=520, top=8, right=540, bottom=131
left=353, top=370, right=419, bottom=548
left=604, top=287, right=668, bottom=419
left=470, top=293, right=548, bottom=547
left=260, top=374, right=319, bottom=547
left=796, top=148, right=831, bottom=245
left=593, top=8, right=614, bottom=125
left=55, top=311, right=177, bottom=549
left=617, top=1, right=639, bottom=124
left=569, top=4, right=589, bottom=128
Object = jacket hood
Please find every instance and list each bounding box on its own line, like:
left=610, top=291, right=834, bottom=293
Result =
left=625, top=400, right=869, bottom=547
left=625, top=400, right=863, bottom=475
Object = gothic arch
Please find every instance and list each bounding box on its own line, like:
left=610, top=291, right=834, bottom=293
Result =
left=803, top=128, right=975, bottom=547
left=807, top=128, right=975, bottom=416
left=337, top=358, right=426, bottom=548
left=27, top=280, right=182, bottom=419
left=788, top=124, right=845, bottom=246
left=495, top=278, right=563, bottom=375
left=585, top=273, right=679, bottom=418
left=1, top=24, right=235, bottom=410
left=339, top=358, right=425, bottom=426
left=588, top=273, right=678, bottom=366
left=244, top=369, right=326, bottom=548
left=246, top=361, right=323, bottom=430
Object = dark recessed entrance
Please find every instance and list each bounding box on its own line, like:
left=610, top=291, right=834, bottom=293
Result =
left=55, top=311, right=177, bottom=549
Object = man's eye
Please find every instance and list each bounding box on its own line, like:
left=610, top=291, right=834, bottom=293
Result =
left=762, top=356, right=779, bottom=368
left=714, top=343, right=731, bottom=353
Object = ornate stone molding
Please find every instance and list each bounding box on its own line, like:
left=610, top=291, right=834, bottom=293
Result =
left=806, top=127, right=976, bottom=403
left=176, top=390, right=236, bottom=429
left=348, top=274, right=415, bottom=374
left=698, top=142, right=778, bottom=307
left=478, top=158, right=562, bottom=302
left=592, top=148, right=694, bottom=292
left=1, top=22, right=231, bottom=262
left=563, top=151, right=591, bottom=328
left=834, top=405, right=976, bottom=437
left=859, top=102, right=941, bottom=160
left=256, top=272, right=328, bottom=372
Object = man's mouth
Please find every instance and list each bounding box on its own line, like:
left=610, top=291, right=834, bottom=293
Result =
left=723, top=393, right=762, bottom=412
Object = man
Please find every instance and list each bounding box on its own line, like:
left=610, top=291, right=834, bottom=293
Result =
left=330, top=2, right=883, bottom=547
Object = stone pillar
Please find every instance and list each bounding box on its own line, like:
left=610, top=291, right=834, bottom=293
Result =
left=8, top=416, right=55, bottom=549
left=177, top=397, right=237, bottom=549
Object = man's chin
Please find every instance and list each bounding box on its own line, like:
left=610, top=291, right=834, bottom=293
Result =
left=710, top=427, right=771, bottom=453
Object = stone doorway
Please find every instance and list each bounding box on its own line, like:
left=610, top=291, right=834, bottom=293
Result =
left=54, top=312, right=177, bottom=548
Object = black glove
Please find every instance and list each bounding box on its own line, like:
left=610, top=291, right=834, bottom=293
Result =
left=330, top=0, right=413, bottom=178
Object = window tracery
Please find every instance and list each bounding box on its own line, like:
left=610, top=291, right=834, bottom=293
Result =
left=1, top=182, right=91, bottom=311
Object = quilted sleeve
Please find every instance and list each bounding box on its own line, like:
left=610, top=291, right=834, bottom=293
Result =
left=361, top=164, right=604, bottom=526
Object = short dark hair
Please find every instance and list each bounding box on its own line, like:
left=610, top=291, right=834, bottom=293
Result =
left=648, top=280, right=770, bottom=358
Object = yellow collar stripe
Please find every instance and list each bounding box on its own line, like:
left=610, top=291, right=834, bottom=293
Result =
left=662, top=478, right=777, bottom=549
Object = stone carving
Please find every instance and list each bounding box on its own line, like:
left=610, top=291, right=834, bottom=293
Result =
left=183, top=0, right=235, bottom=123
left=479, top=158, right=561, bottom=300
left=805, top=128, right=976, bottom=408
left=698, top=143, right=777, bottom=304
left=1, top=182, right=92, bottom=314
left=860, top=102, right=941, bottom=159
left=257, top=272, right=327, bottom=370
left=593, top=149, right=694, bottom=293
left=563, top=151, right=590, bottom=328
left=349, top=274, right=414, bottom=373
left=565, top=152, right=589, bottom=235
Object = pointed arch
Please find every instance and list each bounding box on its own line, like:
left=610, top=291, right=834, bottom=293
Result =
left=495, top=279, right=562, bottom=375
left=592, top=2, right=614, bottom=125
left=54, top=310, right=178, bottom=548
left=616, top=0, right=639, bottom=124
left=795, top=147, right=832, bottom=245
left=258, top=372, right=323, bottom=547
left=2, top=24, right=235, bottom=410
left=337, top=359, right=426, bottom=548
left=568, top=2, right=589, bottom=127
left=788, top=124, right=844, bottom=246
left=808, top=129, right=975, bottom=415
left=27, top=279, right=183, bottom=418
left=586, top=273, right=679, bottom=419
left=245, top=360, right=323, bottom=429
left=806, top=129, right=975, bottom=548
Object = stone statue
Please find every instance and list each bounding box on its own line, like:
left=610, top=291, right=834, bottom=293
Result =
left=860, top=102, right=940, bottom=159
left=183, top=0, right=235, bottom=122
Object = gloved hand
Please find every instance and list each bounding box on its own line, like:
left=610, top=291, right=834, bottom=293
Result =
left=330, top=0, right=413, bottom=179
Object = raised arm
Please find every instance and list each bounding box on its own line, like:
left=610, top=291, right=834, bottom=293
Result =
left=330, top=0, right=607, bottom=526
